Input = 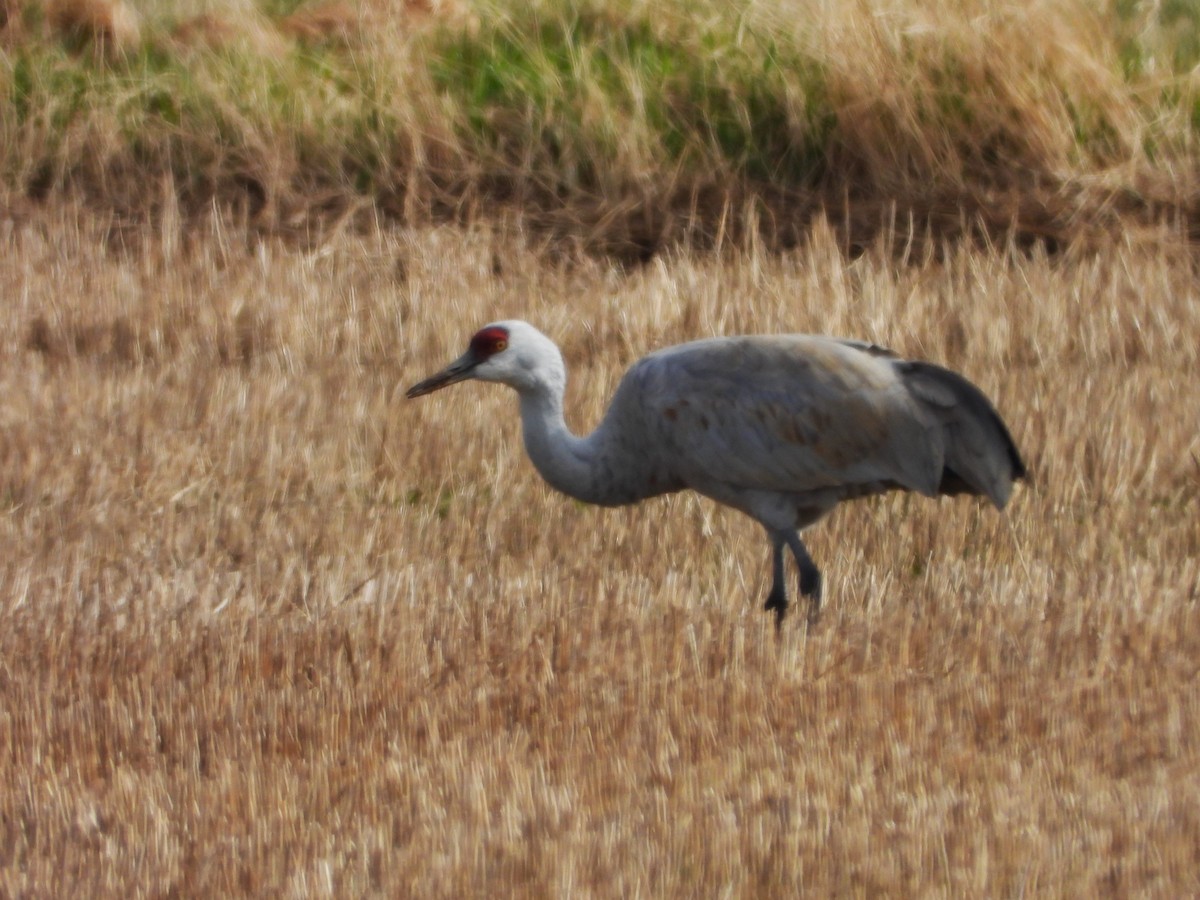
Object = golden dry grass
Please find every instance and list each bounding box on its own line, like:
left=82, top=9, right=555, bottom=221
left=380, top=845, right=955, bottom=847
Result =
left=0, top=206, right=1198, bottom=895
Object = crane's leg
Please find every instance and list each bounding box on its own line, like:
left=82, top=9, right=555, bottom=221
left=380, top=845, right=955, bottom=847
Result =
left=763, top=533, right=789, bottom=630
left=783, top=531, right=822, bottom=625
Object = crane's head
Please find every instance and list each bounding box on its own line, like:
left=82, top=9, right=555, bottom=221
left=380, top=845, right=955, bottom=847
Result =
left=406, top=320, right=564, bottom=399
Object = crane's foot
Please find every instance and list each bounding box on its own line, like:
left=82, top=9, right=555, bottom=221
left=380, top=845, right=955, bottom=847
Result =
left=763, top=586, right=788, bottom=632
left=779, top=532, right=823, bottom=627
left=799, top=563, right=822, bottom=626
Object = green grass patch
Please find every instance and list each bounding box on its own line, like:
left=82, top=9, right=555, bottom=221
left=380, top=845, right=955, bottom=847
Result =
left=428, top=7, right=833, bottom=190
left=0, top=32, right=405, bottom=203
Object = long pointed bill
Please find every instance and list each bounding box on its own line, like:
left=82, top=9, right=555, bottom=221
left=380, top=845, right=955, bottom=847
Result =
left=406, top=352, right=478, bottom=399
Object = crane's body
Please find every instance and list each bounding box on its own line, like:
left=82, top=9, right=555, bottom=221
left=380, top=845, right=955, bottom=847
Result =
left=408, top=321, right=1025, bottom=627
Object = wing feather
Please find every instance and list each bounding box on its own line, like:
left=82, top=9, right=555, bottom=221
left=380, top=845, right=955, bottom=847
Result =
left=630, top=336, right=943, bottom=498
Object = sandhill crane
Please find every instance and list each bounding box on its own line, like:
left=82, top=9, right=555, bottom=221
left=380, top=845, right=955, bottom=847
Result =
left=407, top=320, right=1025, bottom=627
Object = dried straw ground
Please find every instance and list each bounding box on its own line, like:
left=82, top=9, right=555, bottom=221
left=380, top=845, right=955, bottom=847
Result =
left=0, top=208, right=1197, bottom=895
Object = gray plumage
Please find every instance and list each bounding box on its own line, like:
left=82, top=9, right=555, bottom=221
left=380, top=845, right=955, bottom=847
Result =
left=407, top=320, right=1025, bottom=627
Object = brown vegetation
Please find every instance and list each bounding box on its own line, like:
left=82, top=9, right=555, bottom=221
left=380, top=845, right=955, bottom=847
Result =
left=0, top=204, right=1196, bottom=894
left=278, top=2, right=359, bottom=46
left=169, top=12, right=290, bottom=59
left=3, top=1, right=1200, bottom=259
left=47, top=0, right=141, bottom=55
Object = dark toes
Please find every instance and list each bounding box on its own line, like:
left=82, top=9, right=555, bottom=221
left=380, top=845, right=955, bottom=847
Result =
left=764, top=589, right=788, bottom=629
left=799, top=566, right=822, bottom=599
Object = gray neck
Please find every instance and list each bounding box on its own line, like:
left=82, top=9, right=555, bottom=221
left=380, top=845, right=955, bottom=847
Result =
left=518, top=386, right=608, bottom=504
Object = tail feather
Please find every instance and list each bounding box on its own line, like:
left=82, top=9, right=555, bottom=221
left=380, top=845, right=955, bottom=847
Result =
left=899, top=361, right=1026, bottom=508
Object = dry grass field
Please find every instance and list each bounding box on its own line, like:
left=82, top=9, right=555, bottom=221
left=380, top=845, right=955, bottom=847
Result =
left=0, top=203, right=1196, bottom=895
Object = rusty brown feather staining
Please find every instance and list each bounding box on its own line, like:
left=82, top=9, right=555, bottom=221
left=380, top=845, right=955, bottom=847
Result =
left=663, top=407, right=678, bottom=421
left=808, top=407, right=833, bottom=432
left=806, top=341, right=896, bottom=392
left=812, top=425, right=882, bottom=469
left=843, top=340, right=899, bottom=359
left=762, top=388, right=897, bottom=466
left=778, top=415, right=810, bottom=446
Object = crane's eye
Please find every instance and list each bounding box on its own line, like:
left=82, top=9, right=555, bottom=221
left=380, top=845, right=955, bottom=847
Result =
left=470, top=326, right=511, bottom=358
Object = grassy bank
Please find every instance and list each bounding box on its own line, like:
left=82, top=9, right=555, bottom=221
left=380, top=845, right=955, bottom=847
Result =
left=3, top=0, right=1200, bottom=257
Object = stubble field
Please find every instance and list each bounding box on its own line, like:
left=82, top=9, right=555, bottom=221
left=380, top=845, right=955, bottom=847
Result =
left=0, top=204, right=1196, bottom=895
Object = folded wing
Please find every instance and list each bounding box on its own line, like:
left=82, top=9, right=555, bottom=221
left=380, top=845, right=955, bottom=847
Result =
left=629, top=335, right=946, bottom=501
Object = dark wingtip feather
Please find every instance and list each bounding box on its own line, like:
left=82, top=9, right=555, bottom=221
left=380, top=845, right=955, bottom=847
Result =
left=988, top=400, right=1026, bottom=484
left=1009, top=439, right=1028, bottom=482
left=898, top=360, right=1026, bottom=502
